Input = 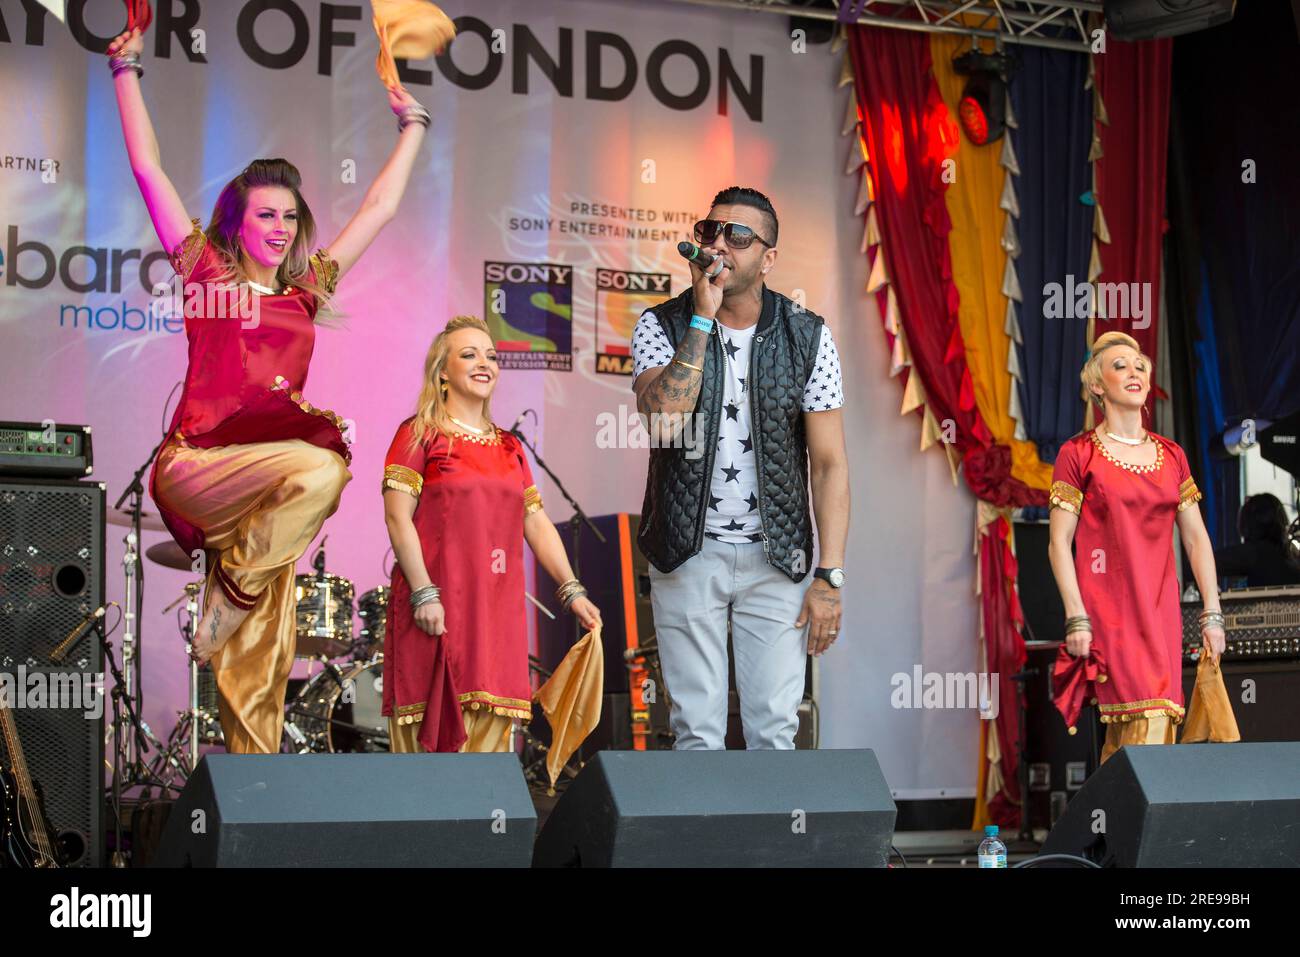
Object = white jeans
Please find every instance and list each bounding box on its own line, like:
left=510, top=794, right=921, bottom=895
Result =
left=648, top=537, right=809, bottom=750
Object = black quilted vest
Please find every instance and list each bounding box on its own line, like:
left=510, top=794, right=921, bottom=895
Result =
left=637, top=286, right=824, bottom=582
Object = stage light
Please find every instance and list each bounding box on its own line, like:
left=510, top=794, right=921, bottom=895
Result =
left=1104, top=0, right=1235, bottom=40
left=953, top=50, right=1013, bottom=146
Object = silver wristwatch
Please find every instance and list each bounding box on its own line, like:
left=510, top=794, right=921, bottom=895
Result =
left=814, top=567, right=845, bottom=588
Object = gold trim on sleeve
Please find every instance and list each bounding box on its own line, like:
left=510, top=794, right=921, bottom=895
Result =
left=1049, top=480, right=1084, bottom=515
left=523, top=484, right=543, bottom=515
left=383, top=464, right=423, bottom=498
left=309, top=249, right=340, bottom=297
left=168, top=218, right=206, bottom=280
left=1178, top=476, right=1203, bottom=512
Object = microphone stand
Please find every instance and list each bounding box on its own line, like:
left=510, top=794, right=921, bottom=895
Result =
left=510, top=422, right=604, bottom=646
left=113, top=436, right=165, bottom=777
left=96, top=610, right=165, bottom=866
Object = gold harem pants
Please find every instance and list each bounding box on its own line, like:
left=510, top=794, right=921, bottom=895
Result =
left=388, top=710, right=514, bottom=753
left=1099, top=716, right=1177, bottom=764
left=154, top=437, right=351, bottom=753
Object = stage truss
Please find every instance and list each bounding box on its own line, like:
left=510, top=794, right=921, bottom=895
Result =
left=663, top=0, right=1104, bottom=53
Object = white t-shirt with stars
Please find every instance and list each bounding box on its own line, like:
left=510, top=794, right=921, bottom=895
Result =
left=631, top=313, right=844, bottom=544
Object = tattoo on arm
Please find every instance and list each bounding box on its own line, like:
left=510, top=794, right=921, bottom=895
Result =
left=209, top=607, right=221, bottom=647
left=639, top=327, right=709, bottom=416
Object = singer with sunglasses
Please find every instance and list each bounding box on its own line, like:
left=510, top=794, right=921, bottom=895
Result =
left=630, top=187, right=850, bottom=750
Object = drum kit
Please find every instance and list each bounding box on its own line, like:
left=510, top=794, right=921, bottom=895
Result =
left=142, top=532, right=398, bottom=764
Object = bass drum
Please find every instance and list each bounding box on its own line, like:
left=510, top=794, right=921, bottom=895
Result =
left=290, top=658, right=389, bottom=753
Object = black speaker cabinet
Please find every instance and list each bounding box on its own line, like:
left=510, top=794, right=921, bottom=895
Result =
left=153, top=754, right=536, bottom=867
left=533, top=749, right=896, bottom=867
left=0, top=478, right=105, bottom=866
left=1040, top=742, right=1300, bottom=866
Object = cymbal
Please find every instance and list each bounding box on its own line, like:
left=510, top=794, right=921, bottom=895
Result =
left=145, top=540, right=193, bottom=571
left=107, top=508, right=169, bottom=532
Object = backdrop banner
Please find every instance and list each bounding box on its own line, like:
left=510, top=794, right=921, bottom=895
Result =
left=1, top=0, right=977, bottom=797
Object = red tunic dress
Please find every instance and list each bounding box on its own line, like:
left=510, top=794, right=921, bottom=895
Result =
left=148, top=222, right=348, bottom=556
left=1049, top=431, right=1203, bottom=732
left=381, top=419, right=541, bottom=753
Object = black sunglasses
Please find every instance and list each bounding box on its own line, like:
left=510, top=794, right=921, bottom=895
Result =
left=693, top=219, right=774, bottom=250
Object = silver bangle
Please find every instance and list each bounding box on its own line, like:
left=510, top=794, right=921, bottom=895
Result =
left=397, top=105, right=430, bottom=132
left=561, top=586, right=588, bottom=611
left=109, top=52, right=143, bottom=79
left=409, top=584, right=440, bottom=608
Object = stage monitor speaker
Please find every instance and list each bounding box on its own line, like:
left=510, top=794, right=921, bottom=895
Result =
left=0, top=478, right=105, bottom=867
left=153, top=754, right=537, bottom=867
left=1040, top=742, right=1300, bottom=866
left=533, top=750, right=895, bottom=867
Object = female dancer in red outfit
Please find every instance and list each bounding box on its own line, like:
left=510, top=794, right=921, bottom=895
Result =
left=381, top=316, right=602, bottom=753
left=1048, top=332, right=1227, bottom=763
left=108, top=26, right=429, bottom=752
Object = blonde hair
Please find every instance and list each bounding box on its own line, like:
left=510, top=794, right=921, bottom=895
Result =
left=409, top=316, right=496, bottom=448
left=1080, top=331, right=1149, bottom=408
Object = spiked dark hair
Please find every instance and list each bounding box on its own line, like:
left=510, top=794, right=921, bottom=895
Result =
left=710, top=186, right=778, bottom=246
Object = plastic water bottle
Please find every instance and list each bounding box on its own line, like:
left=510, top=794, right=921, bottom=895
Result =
left=978, top=825, right=1007, bottom=868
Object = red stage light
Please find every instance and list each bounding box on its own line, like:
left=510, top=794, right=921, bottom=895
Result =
left=958, top=95, right=990, bottom=145
left=953, top=50, right=1013, bottom=146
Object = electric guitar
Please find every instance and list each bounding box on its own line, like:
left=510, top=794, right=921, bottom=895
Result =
left=0, top=695, right=63, bottom=868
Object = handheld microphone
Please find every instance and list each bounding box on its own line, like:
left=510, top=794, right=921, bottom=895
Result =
left=677, top=241, right=726, bottom=277
left=51, top=604, right=108, bottom=663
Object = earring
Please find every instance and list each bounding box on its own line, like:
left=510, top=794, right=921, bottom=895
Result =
left=440, top=377, right=449, bottom=399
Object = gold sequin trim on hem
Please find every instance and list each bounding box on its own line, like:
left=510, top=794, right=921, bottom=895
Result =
left=1049, top=481, right=1083, bottom=515
left=271, top=375, right=348, bottom=431
left=394, top=702, right=426, bottom=726
left=1098, top=698, right=1185, bottom=724
left=383, top=464, right=424, bottom=498
left=459, top=690, right=531, bottom=720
